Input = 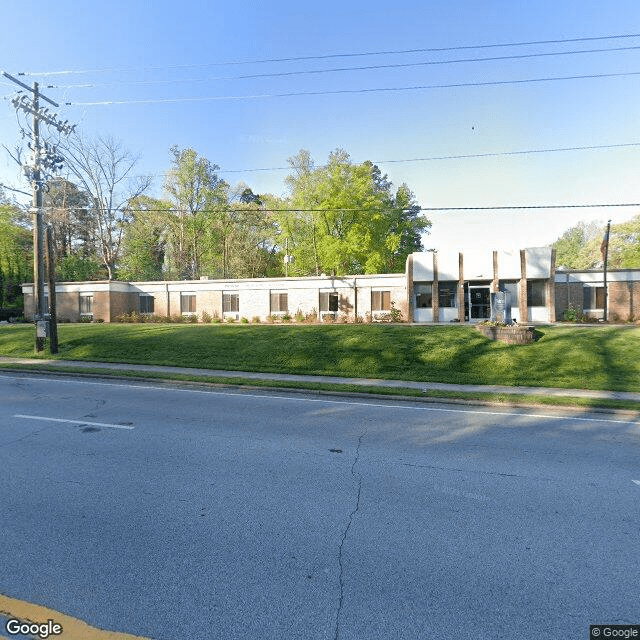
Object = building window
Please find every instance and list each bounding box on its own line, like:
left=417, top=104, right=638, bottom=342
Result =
left=372, top=290, right=391, bottom=311
left=438, top=282, right=457, bottom=308
left=527, top=281, right=546, bottom=307
left=414, top=283, right=432, bottom=308
left=499, top=282, right=519, bottom=308
left=180, top=292, right=196, bottom=314
left=320, top=292, right=339, bottom=312
left=583, top=286, right=605, bottom=310
left=270, top=292, right=288, bottom=313
left=223, top=292, right=239, bottom=313
left=79, top=293, right=93, bottom=316
left=139, top=294, right=154, bottom=314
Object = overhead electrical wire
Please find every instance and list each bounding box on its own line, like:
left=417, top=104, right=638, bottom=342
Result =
left=65, top=70, right=640, bottom=106
left=215, top=142, right=640, bottom=174
left=50, top=44, right=640, bottom=89
left=16, top=31, right=640, bottom=76
left=32, top=202, right=640, bottom=214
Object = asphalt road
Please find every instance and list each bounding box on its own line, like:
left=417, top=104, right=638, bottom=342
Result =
left=0, top=372, right=638, bottom=640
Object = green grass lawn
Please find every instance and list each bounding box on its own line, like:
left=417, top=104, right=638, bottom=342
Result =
left=0, top=323, right=639, bottom=391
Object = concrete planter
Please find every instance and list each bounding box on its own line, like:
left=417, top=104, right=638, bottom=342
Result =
left=476, top=324, right=537, bottom=345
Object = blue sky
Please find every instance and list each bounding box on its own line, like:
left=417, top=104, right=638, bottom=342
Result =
left=2, top=0, right=640, bottom=255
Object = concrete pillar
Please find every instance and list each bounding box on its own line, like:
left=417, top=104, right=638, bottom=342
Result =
left=519, top=249, right=528, bottom=324
left=457, top=252, right=465, bottom=323
left=432, top=251, right=439, bottom=323
left=546, top=248, right=556, bottom=322
left=406, top=255, right=414, bottom=322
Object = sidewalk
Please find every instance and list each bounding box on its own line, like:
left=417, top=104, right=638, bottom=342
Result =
left=2, top=357, right=640, bottom=402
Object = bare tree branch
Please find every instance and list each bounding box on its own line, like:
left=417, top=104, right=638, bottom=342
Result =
left=59, top=133, right=151, bottom=280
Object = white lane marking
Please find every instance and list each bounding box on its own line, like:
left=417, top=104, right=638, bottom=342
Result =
left=1, top=373, right=639, bottom=426
left=13, top=414, right=135, bottom=430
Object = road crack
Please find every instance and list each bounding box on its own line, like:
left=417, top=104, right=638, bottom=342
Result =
left=334, top=427, right=367, bottom=640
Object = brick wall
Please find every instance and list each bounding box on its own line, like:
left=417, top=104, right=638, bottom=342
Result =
left=198, top=290, right=223, bottom=318
left=92, top=292, right=110, bottom=322
left=56, top=292, right=81, bottom=322
left=110, top=291, right=138, bottom=321
left=609, top=281, right=640, bottom=321
left=554, top=282, right=583, bottom=320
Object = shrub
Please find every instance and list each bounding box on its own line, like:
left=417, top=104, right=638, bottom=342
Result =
left=225, top=316, right=236, bottom=323
left=305, top=309, right=318, bottom=323
left=188, top=314, right=198, bottom=323
left=251, top=316, right=261, bottom=324
left=240, top=317, right=249, bottom=324
left=562, top=304, right=583, bottom=322
left=201, top=310, right=212, bottom=324
left=389, top=302, right=404, bottom=323
left=295, top=309, right=305, bottom=323
left=281, top=313, right=291, bottom=323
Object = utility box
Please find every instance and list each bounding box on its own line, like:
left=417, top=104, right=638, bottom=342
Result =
left=36, top=320, right=50, bottom=338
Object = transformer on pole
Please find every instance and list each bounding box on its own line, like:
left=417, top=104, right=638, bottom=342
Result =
left=2, top=71, right=75, bottom=352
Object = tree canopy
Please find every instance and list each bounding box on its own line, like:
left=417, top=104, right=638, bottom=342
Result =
left=0, top=203, right=31, bottom=307
left=1, top=143, right=430, bottom=287
left=278, top=149, right=430, bottom=276
left=554, top=215, right=640, bottom=269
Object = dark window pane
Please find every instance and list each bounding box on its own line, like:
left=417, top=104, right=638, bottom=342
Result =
left=181, top=294, right=196, bottom=313
left=372, top=291, right=391, bottom=311
left=527, top=281, right=546, bottom=307
left=80, top=295, right=93, bottom=314
left=140, top=295, right=154, bottom=314
left=438, top=282, right=457, bottom=308
left=223, top=293, right=239, bottom=313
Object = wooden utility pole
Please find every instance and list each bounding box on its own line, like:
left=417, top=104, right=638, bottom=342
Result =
left=602, top=219, right=611, bottom=323
left=2, top=71, right=75, bottom=352
left=46, top=226, right=58, bottom=354
left=32, top=82, right=46, bottom=352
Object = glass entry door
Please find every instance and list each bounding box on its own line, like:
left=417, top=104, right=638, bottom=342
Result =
left=468, top=286, right=491, bottom=320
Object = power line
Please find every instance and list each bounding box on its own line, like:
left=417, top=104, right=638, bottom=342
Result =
left=50, top=44, right=640, bottom=89
left=66, top=70, right=640, bottom=106
left=32, top=202, right=640, bottom=214
left=16, top=31, right=640, bottom=76
left=216, top=142, right=640, bottom=174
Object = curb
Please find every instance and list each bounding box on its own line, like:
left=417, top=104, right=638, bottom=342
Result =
left=2, top=364, right=639, bottom=420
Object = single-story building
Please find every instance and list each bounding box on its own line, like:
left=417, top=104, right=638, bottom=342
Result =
left=22, top=247, right=640, bottom=323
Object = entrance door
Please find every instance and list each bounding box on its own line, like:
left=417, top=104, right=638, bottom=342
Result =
left=468, top=286, right=491, bottom=321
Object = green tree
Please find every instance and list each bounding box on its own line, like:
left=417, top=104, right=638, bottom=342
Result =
left=280, top=149, right=430, bottom=275
left=119, top=196, right=172, bottom=281
left=0, top=204, right=31, bottom=306
left=606, top=214, right=640, bottom=268
left=164, top=146, right=227, bottom=279
left=553, top=216, right=640, bottom=269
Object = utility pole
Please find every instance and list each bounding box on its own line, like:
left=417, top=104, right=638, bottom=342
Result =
left=602, top=219, right=611, bottom=323
left=32, top=82, right=46, bottom=351
left=46, top=226, right=58, bottom=354
left=2, top=71, right=75, bottom=352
